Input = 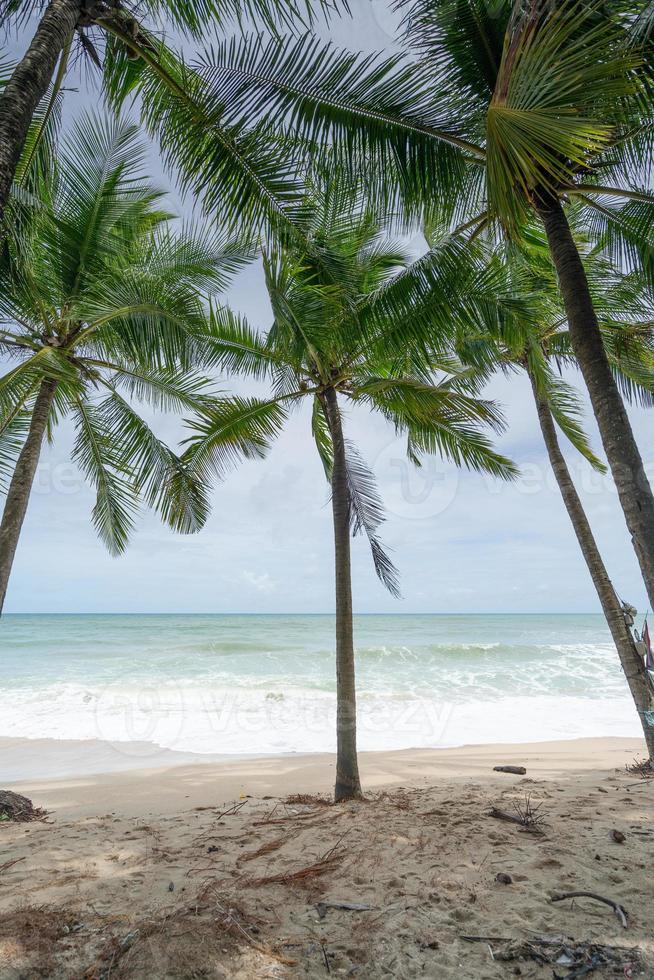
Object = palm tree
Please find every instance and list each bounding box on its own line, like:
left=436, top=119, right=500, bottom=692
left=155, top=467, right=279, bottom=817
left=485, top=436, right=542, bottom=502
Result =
left=180, top=187, right=517, bottom=800
left=0, top=111, right=250, bottom=613
left=178, top=0, right=654, bottom=614
left=0, top=0, right=345, bottom=226
left=456, top=232, right=654, bottom=757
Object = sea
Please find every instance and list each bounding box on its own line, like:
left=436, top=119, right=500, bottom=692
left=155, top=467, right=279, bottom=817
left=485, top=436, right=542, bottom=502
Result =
left=0, top=613, right=640, bottom=765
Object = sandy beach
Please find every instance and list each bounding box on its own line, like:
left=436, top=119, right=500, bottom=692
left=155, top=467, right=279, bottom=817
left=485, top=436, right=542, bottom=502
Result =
left=2, top=736, right=653, bottom=977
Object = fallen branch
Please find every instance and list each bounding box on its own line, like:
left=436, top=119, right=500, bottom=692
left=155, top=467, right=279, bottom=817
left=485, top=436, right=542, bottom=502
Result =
left=550, top=891, right=628, bottom=929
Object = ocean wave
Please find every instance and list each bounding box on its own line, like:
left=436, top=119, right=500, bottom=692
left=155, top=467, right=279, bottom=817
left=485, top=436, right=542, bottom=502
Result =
left=1, top=614, right=634, bottom=758
left=0, top=680, right=639, bottom=758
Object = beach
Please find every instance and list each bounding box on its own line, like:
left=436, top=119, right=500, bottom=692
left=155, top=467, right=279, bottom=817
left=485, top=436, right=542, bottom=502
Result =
left=2, top=737, right=653, bottom=978
left=3, top=615, right=653, bottom=976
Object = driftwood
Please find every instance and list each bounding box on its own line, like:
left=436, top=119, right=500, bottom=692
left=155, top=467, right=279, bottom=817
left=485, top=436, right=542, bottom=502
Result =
left=550, top=891, right=628, bottom=929
left=493, top=765, right=527, bottom=775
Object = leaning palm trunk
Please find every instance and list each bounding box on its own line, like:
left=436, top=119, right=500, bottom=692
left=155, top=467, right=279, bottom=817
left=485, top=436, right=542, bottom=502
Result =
left=321, top=386, right=363, bottom=801
left=0, top=379, right=57, bottom=613
left=0, top=0, right=79, bottom=222
left=536, top=194, right=654, bottom=619
left=529, top=369, right=654, bottom=760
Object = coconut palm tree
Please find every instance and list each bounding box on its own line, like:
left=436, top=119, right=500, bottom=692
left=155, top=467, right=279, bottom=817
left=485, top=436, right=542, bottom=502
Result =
left=0, top=0, right=341, bottom=224
left=0, top=111, right=251, bottom=613
left=170, top=0, right=654, bottom=614
left=180, top=186, right=518, bottom=800
left=455, top=231, right=654, bottom=757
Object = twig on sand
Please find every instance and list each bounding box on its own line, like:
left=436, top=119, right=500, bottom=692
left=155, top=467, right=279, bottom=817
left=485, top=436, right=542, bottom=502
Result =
left=550, top=891, right=629, bottom=929
left=625, top=756, right=654, bottom=779
left=315, top=900, right=373, bottom=919
left=237, top=837, right=286, bottom=865
left=321, top=832, right=349, bottom=862
left=253, top=809, right=343, bottom=828
left=488, top=793, right=546, bottom=833
left=245, top=850, right=343, bottom=887
left=0, top=856, right=25, bottom=874
left=213, top=899, right=297, bottom=966
left=461, top=935, right=512, bottom=943
left=321, top=943, right=331, bottom=973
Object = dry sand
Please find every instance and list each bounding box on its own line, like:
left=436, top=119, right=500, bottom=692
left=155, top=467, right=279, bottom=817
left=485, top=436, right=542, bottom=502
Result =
left=1, top=737, right=653, bottom=978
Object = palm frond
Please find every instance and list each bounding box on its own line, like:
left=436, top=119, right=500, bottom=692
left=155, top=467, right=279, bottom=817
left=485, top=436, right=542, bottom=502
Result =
left=72, top=396, right=140, bottom=555
left=344, top=440, right=400, bottom=598
left=97, top=391, right=210, bottom=534
left=182, top=395, right=293, bottom=482
left=196, top=32, right=476, bottom=221
left=0, top=409, right=31, bottom=493
left=527, top=354, right=606, bottom=471
left=201, top=305, right=287, bottom=379
left=486, top=1, right=642, bottom=228
left=312, top=394, right=333, bottom=478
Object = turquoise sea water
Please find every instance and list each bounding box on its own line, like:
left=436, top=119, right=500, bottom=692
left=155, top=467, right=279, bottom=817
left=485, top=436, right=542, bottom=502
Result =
left=0, top=613, right=640, bottom=758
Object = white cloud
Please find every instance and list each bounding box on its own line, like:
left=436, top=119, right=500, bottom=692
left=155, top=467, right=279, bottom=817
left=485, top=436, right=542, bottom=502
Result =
left=240, top=570, right=276, bottom=594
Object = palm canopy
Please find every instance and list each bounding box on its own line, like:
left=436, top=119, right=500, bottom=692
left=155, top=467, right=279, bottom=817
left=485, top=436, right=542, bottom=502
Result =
left=1, top=0, right=341, bottom=38
left=0, top=111, right=252, bottom=552
left=180, top=185, right=518, bottom=595
left=152, top=0, right=654, bottom=254
left=451, top=226, right=654, bottom=465
left=0, top=0, right=348, bottom=245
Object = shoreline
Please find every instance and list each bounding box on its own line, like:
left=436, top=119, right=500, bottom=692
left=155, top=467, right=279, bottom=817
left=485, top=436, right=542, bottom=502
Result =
left=3, top=735, right=645, bottom=818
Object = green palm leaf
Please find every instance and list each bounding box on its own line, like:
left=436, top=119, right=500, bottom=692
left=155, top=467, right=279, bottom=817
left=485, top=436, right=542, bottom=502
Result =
left=343, top=440, right=400, bottom=598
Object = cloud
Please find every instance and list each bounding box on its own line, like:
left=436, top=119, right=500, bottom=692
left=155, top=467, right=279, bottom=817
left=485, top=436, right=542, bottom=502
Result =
left=240, top=570, right=276, bottom=594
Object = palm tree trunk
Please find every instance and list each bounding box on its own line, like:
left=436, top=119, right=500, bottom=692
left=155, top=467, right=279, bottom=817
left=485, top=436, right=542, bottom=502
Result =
left=321, top=386, right=363, bottom=801
left=0, top=379, right=57, bottom=614
left=536, top=193, right=654, bottom=618
left=0, top=0, right=80, bottom=223
left=529, top=369, right=654, bottom=759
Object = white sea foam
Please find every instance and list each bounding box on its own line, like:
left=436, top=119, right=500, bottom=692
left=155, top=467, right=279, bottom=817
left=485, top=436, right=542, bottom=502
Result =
left=1, top=613, right=642, bottom=761
left=0, top=681, right=639, bottom=759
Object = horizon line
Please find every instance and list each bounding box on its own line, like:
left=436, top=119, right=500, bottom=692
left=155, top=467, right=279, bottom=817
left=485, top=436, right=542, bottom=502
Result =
left=2, top=610, right=606, bottom=617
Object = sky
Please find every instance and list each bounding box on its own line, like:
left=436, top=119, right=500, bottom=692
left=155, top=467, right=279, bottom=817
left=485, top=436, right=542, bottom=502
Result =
left=3, top=1, right=654, bottom=615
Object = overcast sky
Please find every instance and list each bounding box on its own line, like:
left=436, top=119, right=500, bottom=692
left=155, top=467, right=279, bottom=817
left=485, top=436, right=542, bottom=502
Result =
left=3, top=1, right=654, bottom=615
